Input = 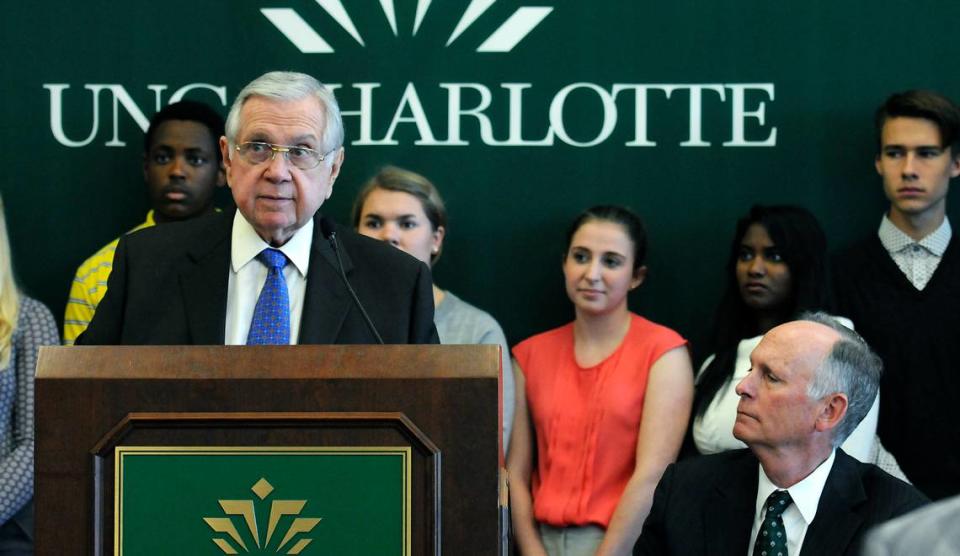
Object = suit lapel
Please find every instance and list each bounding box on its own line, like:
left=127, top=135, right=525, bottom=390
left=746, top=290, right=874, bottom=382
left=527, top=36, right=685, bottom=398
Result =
left=298, top=216, right=353, bottom=344
left=705, top=450, right=758, bottom=556
left=800, top=451, right=865, bottom=556
left=180, top=214, right=231, bottom=345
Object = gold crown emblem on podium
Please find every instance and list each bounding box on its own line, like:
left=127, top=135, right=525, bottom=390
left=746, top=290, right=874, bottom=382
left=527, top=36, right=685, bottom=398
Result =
left=203, top=478, right=322, bottom=554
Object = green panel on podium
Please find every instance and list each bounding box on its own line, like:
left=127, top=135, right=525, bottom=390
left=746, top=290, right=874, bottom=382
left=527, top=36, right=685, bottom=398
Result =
left=115, top=447, right=411, bottom=555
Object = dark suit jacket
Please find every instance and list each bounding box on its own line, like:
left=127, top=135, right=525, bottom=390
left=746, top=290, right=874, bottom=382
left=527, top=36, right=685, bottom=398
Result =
left=76, top=210, right=438, bottom=345
left=634, top=449, right=927, bottom=556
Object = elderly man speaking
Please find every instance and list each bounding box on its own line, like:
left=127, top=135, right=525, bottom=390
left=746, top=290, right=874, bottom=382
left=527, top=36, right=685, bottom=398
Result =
left=78, top=71, right=437, bottom=345
left=634, top=313, right=925, bottom=556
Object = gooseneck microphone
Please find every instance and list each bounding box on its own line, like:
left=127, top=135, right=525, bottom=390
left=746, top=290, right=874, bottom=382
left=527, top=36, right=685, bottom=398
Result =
left=319, top=217, right=385, bottom=344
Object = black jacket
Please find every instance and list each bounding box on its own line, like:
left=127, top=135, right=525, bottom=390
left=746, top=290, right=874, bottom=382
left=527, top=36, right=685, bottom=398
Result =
left=76, top=210, right=438, bottom=345
left=634, top=449, right=927, bottom=556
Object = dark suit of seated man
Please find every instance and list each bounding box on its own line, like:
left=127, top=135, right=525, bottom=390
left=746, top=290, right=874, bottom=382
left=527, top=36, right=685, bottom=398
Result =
left=634, top=313, right=926, bottom=556
left=77, top=71, right=437, bottom=346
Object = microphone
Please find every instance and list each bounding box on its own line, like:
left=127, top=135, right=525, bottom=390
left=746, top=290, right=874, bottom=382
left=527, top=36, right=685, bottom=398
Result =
left=319, top=217, right=384, bottom=344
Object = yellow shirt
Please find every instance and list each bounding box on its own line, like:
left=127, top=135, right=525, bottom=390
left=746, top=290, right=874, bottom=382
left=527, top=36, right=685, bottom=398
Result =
left=63, top=211, right=156, bottom=344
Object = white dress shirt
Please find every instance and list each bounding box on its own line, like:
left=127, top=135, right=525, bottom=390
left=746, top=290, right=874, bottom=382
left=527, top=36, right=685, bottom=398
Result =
left=224, top=211, right=312, bottom=345
left=878, top=214, right=951, bottom=291
left=748, top=450, right=837, bottom=556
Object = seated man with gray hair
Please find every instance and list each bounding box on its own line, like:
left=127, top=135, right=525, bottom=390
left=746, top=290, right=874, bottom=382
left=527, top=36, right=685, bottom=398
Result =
left=635, top=312, right=926, bottom=556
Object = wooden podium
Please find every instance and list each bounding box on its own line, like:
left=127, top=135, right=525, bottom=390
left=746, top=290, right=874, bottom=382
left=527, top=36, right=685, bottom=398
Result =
left=35, top=345, right=503, bottom=555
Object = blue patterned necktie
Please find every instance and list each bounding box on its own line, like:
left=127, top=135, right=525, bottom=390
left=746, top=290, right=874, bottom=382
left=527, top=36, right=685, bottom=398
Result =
left=754, top=489, right=793, bottom=556
left=246, top=248, right=290, bottom=345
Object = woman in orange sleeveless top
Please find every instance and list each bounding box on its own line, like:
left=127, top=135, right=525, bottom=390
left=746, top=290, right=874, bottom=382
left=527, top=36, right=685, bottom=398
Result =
left=507, top=206, right=693, bottom=556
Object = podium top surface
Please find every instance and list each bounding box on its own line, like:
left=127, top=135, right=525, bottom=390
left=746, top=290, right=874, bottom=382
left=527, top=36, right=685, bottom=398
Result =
left=37, top=344, right=500, bottom=380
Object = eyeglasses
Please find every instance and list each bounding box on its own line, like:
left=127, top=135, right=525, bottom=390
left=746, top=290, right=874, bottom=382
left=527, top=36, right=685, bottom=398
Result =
left=234, top=141, right=335, bottom=170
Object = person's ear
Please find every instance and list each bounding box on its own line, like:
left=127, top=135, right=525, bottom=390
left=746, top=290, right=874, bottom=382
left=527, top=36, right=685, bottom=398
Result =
left=631, top=265, right=647, bottom=290
left=219, top=136, right=233, bottom=187
left=814, top=392, right=848, bottom=434
left=324, top=147, right=345, bottom=200
left=432, top=225, right=445, bottom=257
left=216, top=161, right=226, bottom=187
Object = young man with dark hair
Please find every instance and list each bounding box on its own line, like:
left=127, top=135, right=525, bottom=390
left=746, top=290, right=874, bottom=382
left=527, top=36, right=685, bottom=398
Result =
left=833, top=90, right=960, bottom=500
left=64, top=100, right=226, bottom=344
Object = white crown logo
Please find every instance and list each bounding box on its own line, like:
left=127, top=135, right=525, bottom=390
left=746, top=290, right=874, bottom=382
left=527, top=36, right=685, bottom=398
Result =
left=262, top=0, right=553, bottom=53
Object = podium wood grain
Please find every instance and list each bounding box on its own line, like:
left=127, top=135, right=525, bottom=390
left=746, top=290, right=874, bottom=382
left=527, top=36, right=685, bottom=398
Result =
left=35, top=345, right=502, bottom=555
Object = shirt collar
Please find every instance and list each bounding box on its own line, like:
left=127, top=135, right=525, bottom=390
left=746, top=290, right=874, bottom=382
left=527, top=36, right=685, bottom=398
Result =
left=756, top=449, right=836, bottom=526
left=878, top=214, right=952, bottom=256
left=231, top=211, right=313, bottom=276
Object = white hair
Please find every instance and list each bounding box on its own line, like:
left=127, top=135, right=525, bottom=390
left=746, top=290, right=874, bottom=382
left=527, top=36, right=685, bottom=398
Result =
left=800, top=311, right=882, bottom=447
left=0, top=195, right=20, bottom=368
left=224, top=71, right=344, bottom=156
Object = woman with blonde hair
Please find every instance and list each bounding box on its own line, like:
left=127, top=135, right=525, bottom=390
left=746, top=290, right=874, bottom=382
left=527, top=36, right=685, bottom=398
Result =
left=353, top=166, right=515, bottom=450
left=0, top=195, right=58, bottom=554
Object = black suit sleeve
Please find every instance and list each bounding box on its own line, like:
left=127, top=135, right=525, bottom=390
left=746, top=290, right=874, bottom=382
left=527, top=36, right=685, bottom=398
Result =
left=634, top=462, right=675, bottom=555
left=75, top=235, right=129, bottom=345
left=866, top=467, right=929, bottom=520
left=411, top=261, right=439, bottom=344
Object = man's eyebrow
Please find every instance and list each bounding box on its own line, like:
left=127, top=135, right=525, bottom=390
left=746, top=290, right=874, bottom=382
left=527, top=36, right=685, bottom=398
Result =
left=289, top=134, right=319, bottom=145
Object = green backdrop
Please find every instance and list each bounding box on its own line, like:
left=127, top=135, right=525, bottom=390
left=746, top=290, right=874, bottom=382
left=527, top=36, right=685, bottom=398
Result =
left=117, top=448, right=408, bottom=554
left=4, top=1, right=960, bottom=354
